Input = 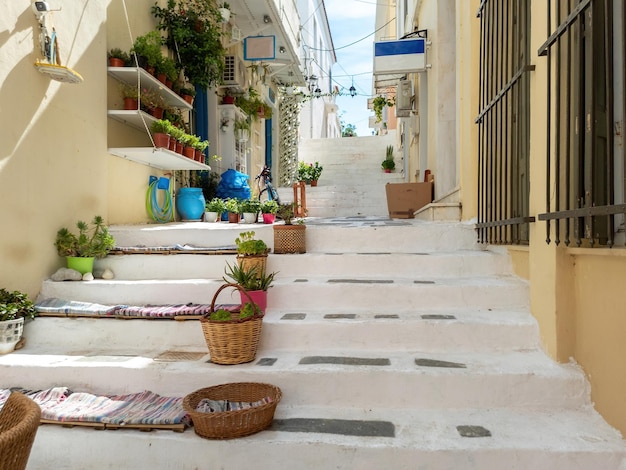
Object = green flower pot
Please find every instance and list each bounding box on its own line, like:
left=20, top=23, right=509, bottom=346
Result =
left=66, top=256, right=95, bottom=275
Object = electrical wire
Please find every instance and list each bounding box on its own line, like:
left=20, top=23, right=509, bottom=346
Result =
left=146, top=179, right=174, bottom=223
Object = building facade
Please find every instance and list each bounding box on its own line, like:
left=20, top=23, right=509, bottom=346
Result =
left=375, top=0, right=626, bottom=434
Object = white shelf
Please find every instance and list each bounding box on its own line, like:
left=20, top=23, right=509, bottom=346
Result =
left=107, top=67, right=192, bottom=110
left=107, top=110, right=156, bottom=132
left=108, top=147, right=211, bottom=171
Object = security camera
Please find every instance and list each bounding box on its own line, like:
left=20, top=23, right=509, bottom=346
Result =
left=32, top=2, right=50, bottom=19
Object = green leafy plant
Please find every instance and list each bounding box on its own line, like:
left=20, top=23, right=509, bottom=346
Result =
left=260, top=199, right=278, bottom=215
left=224, top=198, right=241, bottom=214
left=54, top=216, right=115, bottom=259
left=240, top=199, right=261, bottom=214
left=119, top=82, right=139, bottom=100
left=372, top=95, right=394, bottom=123
left=159, top=56, right=179, bottom=82
left=209, top=308, right=232, bottom=321
left=277, top=203, right=295, bottom=225
left=152, top=0, right=225, bottom=89
left=131, top=31, right=164, bottom=68
left=234, top=231, right=268, bottom=256
left=179, top=86, right=196, bottom=98
left=223, top=262, right=277, bottom=291
left=0, top=289, right=37, bottom=322
left=239, top=302, right=261, bottom=320
left=108, top=48, right=130, bottom=64
left=382, top=145, right=395, bottom=171
left=205, top=197, right=226, bottom=213
left=297, top=161, right=323, bottom=183
left=150, top=119, right=172, bottom=135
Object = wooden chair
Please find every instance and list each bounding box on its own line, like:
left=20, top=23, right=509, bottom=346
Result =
left=0, top=392, right=41, bottom=470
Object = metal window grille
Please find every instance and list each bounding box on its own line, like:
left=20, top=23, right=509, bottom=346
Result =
left=476, top=1, right=534, bottom=245
left=537, top=0, right=626, bottom=247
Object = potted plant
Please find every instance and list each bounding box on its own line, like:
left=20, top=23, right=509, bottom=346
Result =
left=223, top=262, right=276, bottom=313
left=235, top=230, right=269, bottom=277
left=221, top=88, right=235, bottom=105
left=240, top=199, right=261, bottom=224
left=382, top=146, right=395, bottom=173
left=372, top=95, right=394, bottom=123
left=150, top=119, right=172, bottom=149
left=130, top=31, right=163, bottom=73
left=205, top=198, right=225, bottom=222
left=260, top=199, right=278, bottom=224
left=108, top=48, right=130, bottom=67
left=224, top=197, right=241, bottom=223
left=119, top=82, right=139, bottom=110
left=274, top=203, right=306, bottom=254
left=157, top=56, right=178, bottom=87
left=218, top=2, right=231, bottom=23
left=297, top=161, right=323, bottom=186
left=0, top=289, right=37, bottom=354
left=179, top=85, right=196, bottom=105
left=234, top=117, right=250, bottom=142
left=54, top=215, right=116, bottom=275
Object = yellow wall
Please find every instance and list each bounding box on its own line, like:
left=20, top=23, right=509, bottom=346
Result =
left=0, top=1, right=111, bottom=297
left=571, top=250, right=626, bottom=433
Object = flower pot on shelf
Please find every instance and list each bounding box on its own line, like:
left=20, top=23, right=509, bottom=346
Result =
left=228, top=212, right=241, bottom=224
left=156, top=73, right=167, bottom=84
left=168, top=138, right=177, bottom=152
left=183, top=146, right=195, bottom=159
left=123, top=98, right=138, bottom=110
left=109, top=57, right=125, bottom=67
left=222, top=95, right=235, bottom=105
left=218, top=7, right=231, bottom=23
left=150, top=107, right=164, bottom=119
left=242, top=212, right=257, bottom=224
left=153, top=133, right=170, bottom=149
left=310, top=180, right=318, bottom=187
left=176, top=141, right=184, bottom=154
left=182, top=94, right=194, bottom=105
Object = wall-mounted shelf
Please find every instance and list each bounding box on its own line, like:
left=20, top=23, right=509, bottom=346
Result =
left=107, top=110, right=156, bottom=132
left=107, top=67, right=192, bottom=110
left=108, top=147, right=210, bottom=171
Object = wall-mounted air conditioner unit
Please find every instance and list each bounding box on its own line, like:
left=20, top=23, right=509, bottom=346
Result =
left=222, top=55, right=248, bottom=89
left=396, top=79, right=413, bottom=111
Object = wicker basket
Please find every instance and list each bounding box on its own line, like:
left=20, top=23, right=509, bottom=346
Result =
left=183, top=382, right=282, bottom=439
left=236, top=253, right=268, bottom=277
left=201, top=283, right=263, bottom=365
left=273, top=224, right=306, bottom=254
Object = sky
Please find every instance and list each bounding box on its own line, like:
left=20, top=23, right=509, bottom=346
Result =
left=325, top=0, right=378, bottom=137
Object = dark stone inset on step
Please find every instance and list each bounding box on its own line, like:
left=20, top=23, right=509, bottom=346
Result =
left=357, top=252, right=391, bottom=255
left=281, top=313, right=307, bottom=320
left=256, top=358, right=277, bottom=366
left=327, top=279, right=394, bottom=284
left=414, top=280, right=435, bottom=284
left=324, top=314, right=357, bottom=319
left=300, top=356, right=391, bottom=366
left=326, top=253, right=343, bottom=255
left=375, top=314, right=400, bottom=319
left=457, top=425, right=492, bottom=438
left=415, top=358, right=467, bottom=368
left=294, top=279, right=308, bottom=283
left=421, top=314, right=456, bottom=320
left=272, top=418, right=395, bottom=437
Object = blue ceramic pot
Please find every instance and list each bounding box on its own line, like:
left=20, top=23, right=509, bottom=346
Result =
left=176, top=188, right=206, bottom=221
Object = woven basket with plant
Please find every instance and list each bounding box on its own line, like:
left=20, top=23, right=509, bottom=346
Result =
left=201, top=283, right=263, bottom=365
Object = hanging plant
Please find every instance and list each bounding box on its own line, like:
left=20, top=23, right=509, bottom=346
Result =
left=372, top=95, right=395, bottom=123
left=152, top=0, right=226, bottom=89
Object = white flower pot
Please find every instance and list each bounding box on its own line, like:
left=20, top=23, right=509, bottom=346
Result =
left=205, top=211, right=219, bottom=222
left=0, top=317, right=24, bottom=354
left=242, top=212, right=257, bottom=224
left=218, top=8, right=231, bottom=23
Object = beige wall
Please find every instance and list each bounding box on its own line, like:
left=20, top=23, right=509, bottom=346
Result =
left=0, top=1, right=111, bottom=297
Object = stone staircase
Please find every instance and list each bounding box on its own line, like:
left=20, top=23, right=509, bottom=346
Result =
left=2, top=214, right=626, bottom=469
left=294, top=132, right=405, bottom=217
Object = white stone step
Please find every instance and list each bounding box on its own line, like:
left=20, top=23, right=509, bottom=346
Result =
left=38, top=275, right=528, bottom=310
left=0, top=348, right=588, bottom=409
left=26, top=406, right=626, bottom=470
left=107, top=219, right=480, bottom=253
left=94, top=251, right=515, bottom=280
left=22, top=308, right=539, bottom=353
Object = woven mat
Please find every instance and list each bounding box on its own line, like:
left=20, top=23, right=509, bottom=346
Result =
left=110, top=244, right=237, bottom=255
left=153, top=351, right=208, bottom=362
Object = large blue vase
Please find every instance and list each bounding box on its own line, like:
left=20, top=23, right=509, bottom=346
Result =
left=176, top=187, right=206, bottom=221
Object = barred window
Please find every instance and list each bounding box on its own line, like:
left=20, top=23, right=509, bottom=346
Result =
left=476, top=1, right=534, bottom=245
left=537, top=0, right=626, bottom=247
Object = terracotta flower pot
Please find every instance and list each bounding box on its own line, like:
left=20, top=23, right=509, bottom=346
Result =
left=156, top=73, right=167, bottom=84
left=176, top=141, right=184, bottom=154
left=168, top=138, right=177, bottom=152
left=183, top=146, right=195, bottom=159
left=222, top=96, right=235, bottom=105
left=153, top=133, right=170, bottom=149
left=182, top=94, right=194, bottom=105
left=150, top=107, right=164, bottom=119
left=109, top=58, right=125, bottom=67
left=123, top=98, right=138, bottom=110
